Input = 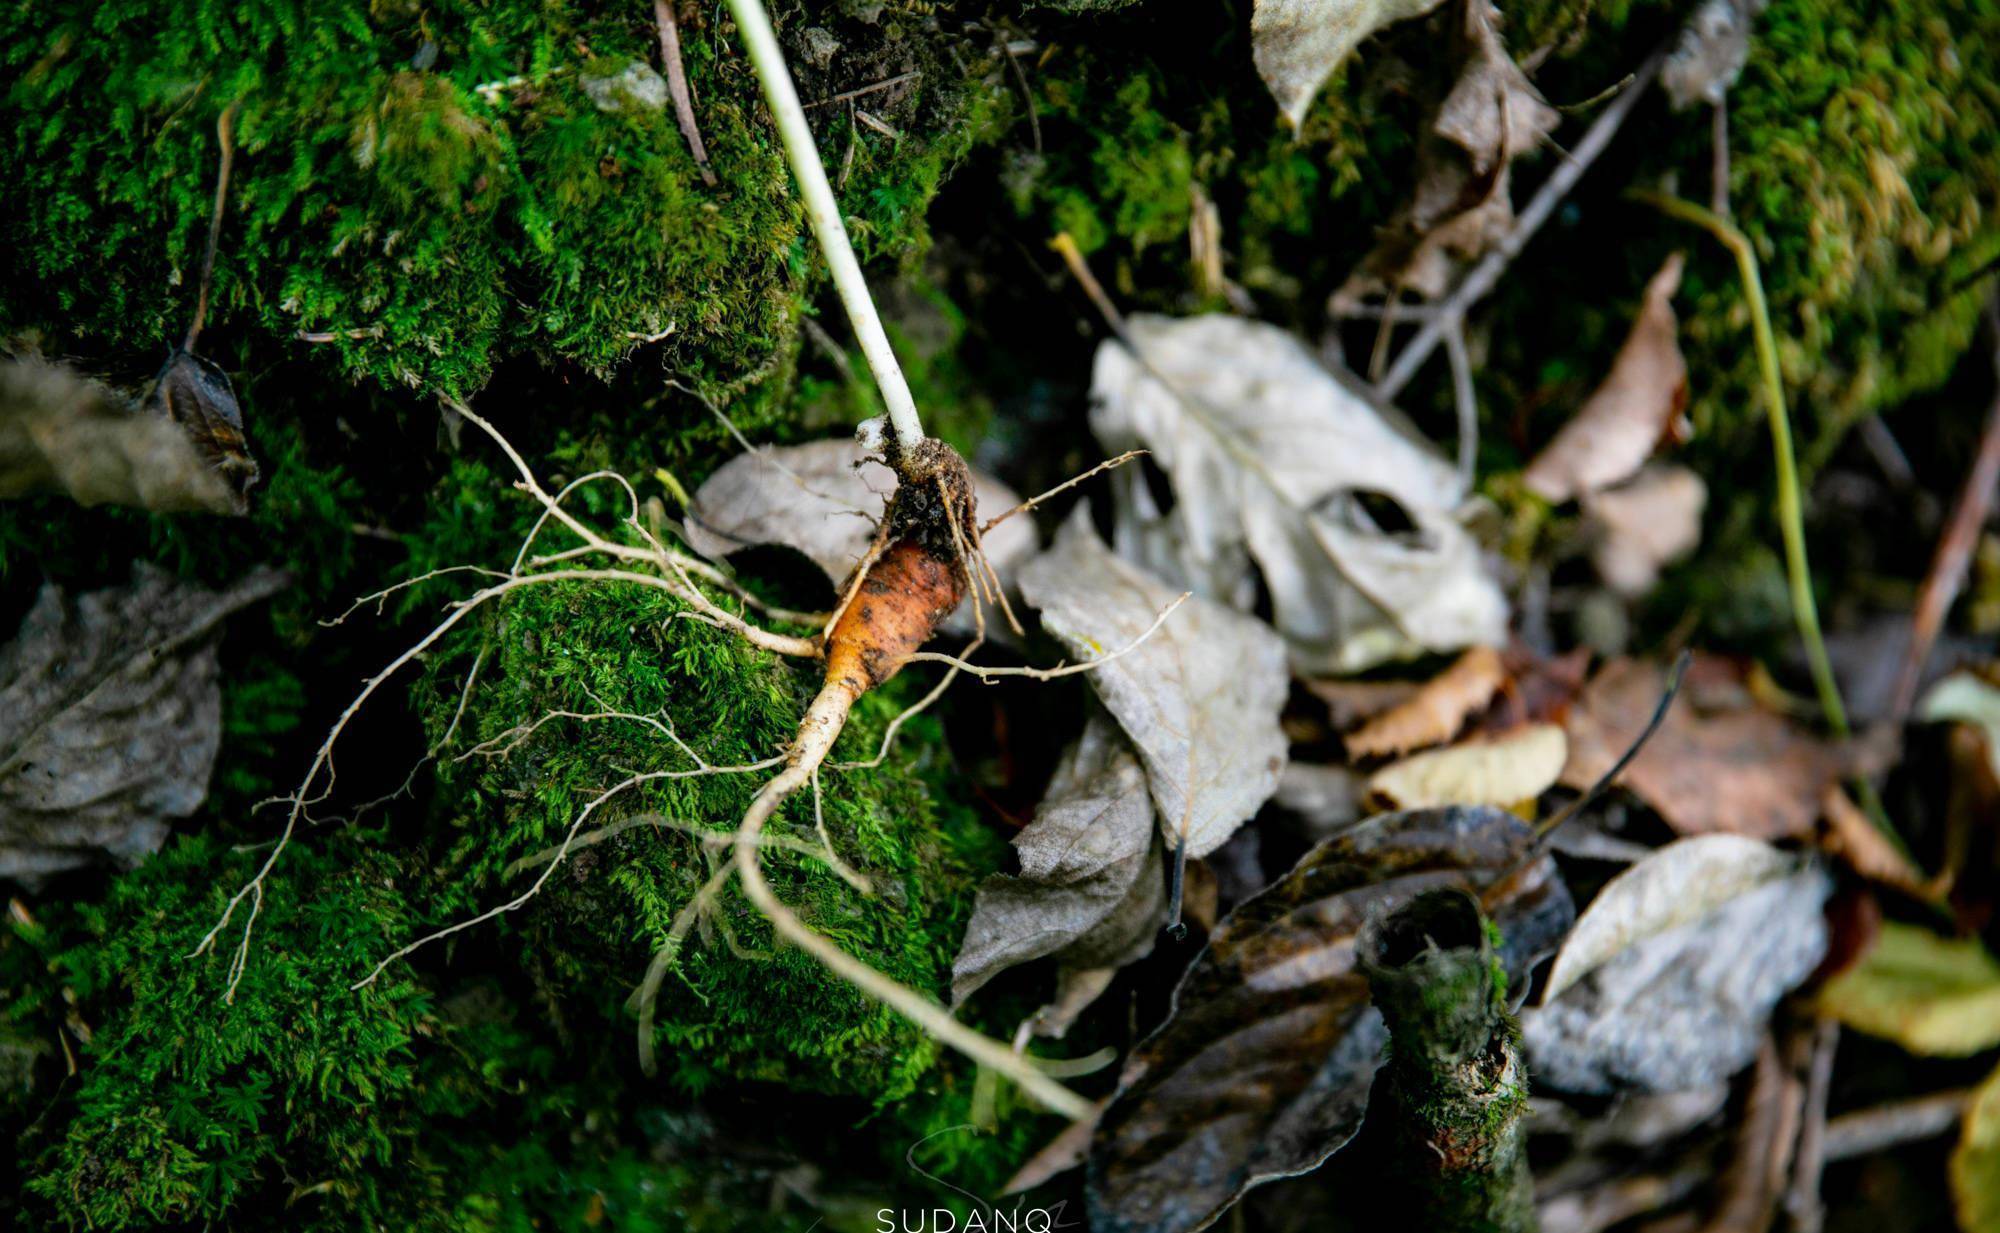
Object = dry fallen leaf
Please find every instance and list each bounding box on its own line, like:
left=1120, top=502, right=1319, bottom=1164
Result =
left=1815, top=922, right=2000, bottom=1056
left=142, top=348, right=261, bottom=504
left=1662, top=0, right=1768, bottom=109
left=682, top=436, right=1037, bottom=632
left=1584, top=465, right=1707, bottom=598
left=1819, top=784, right=1937, bottom=901
left=1335, top=0, right=1558, bottom=303
left=1092, top=314, right=1507, bottom=674
left=1367, top=721, right=1568, bottom=811
left=0, top=565, right=287, bottom=885
left=1561, top=657, right=1853, bottom=840
left=1524, top=857, right=1830, bottom=1094
left=1918, top=670, right=2000, bottom=783
left=1088, top=806, right=1574, bottom=1233
left=1304, top=676, right=1421, bottom=730
left=1019, top=513, right=1289, bottom=860
left=1542, top=833, right=1805, bottom=1004
left=1952, top=1059, right=2000, bottom=1233
left=0, top=357, right=253, bottom=515
left=1524, top=255, right=1690, bottom=503
left=952, top=713, right=1159, bottom=1004
left=1346, top=644, right=1507, bottom=758
left=1251, top=0, right=1447, bottom=128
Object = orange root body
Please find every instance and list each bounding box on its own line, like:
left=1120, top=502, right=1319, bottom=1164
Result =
left=823, top=539, right=965, bottom=696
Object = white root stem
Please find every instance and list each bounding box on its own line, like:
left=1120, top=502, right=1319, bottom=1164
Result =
left=724, top=0, right=925, bottom=449
left=734, top=679, right=1095, bottom=1120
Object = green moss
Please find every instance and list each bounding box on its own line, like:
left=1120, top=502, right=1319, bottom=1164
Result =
left=0, top=1, right=1011, bottom=394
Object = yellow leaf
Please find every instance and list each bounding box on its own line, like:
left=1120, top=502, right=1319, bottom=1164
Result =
left=1817, top=922, right=2000, bottom=1055
left=1366, top=722, right=1567, bottom=811
left=1952, top=1060, right=2000, bottom=1233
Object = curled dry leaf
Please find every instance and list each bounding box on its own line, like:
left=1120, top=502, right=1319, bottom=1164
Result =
left=0, top=357, right=253, bottom=515
left=683, top=436, right=1037, bottom=631
left=1021, top=513, right=1288, bottom=861
left=1583, top=465, right=1707, bottom=598
left=1087, top=805, right=1575, bottom=1233
left=1524, top=255, right=1690, bottom=503
left=952, top=713, right=1160, bottom=1004
left=1, top=565, right=287, bottom=885
left=1346, top=644, right=1507, bottom=758
left=1561, top=657, right=1854, bottom=841
left=1951, top=1060, right=2000, bottom=1233
left=1250, top=0, right=1447, bottom=128
left=1366, top=721, right=1568, bottom=811
left=1524, top=861, right=1831, bottom=1094
left=142, top=349, right=261, bottom=505
left=1091, top=314, right=1507, bottom=674
left=1819, top=785, right=1936, bottom=901
left=1336, top=0, right=1558, bottom=303
left=1541, top=833, right=1803, bottom=1004
left=1918, top=670, right=2000, bottom=783
left=1814, top=922, right=2000, bottom=1056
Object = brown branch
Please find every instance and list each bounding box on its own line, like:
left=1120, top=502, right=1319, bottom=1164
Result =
left=185, top=99, right=241, bottom=352
left=654, top=0, right=717, bottom=187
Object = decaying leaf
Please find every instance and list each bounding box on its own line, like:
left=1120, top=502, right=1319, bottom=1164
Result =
left=1304, top=676, right=1420, bottom=730
left=1918, top=670, right=2000, bottom=783
left=1819, top=784, right=1936, bottom=900
left=1020, top=513, right=1289, bottom=860
left=1006, top=1099, right=1108, bottom=1194
left=1524, top=255, right=1690, bottom=503
left=1661, top=0, right=1768, bottom=109
left=1091, top=314, right=1507, bottom=674
left=1251, top=0, right=1447, bottom=128
left=1583, top=465, right=1707, bottom=598
left=1335, top=0, right=1558, bottom=302
left=142, top=349, right=261, bottom=504
left=682, top=436, right=1037, bottom=629
left=0, top=357, right=253, bottom=515
left=1561, top=657, right=1854, bottom=840
left=1951, top=1059, right=2000, bottom=1233
left=1542, top=834, right=1803, bottom=1004
left=1815, top=922, right=2000, bottom=1056
left=1345, top=644, right=1506, bottom=758
left=1524, top=861, right=1831, bottom=1094
left=953, top=713, right=1160, bottom=1003
left=1, top=565, right=287, bottom=884
left=1088, top=805, right=1574, bottom=1233
left=1366, top=721, right=1568, bottom=811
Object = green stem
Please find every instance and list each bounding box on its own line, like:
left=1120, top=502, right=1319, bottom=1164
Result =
left=1631, top=191, right=1849, bottom=738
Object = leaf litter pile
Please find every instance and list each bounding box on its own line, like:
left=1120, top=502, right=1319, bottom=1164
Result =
left=6, top=1, right=2000, bottom=1231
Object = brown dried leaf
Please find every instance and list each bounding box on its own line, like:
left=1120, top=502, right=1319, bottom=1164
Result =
left=0, top=358, right=253, bottom=515
left=1, top=565, right=286, bottom=885
left=1335, top=0, right=1558, bottom=302
left=1583, top=465, right=1707, bottom=598
left=1524, top=255, right=1691, bottom=503
left=1819, top=785, right=1936, bottom=901
left=1561, top=657, right=1852, bottom=840
left=1087, top=805, right=1574, bottom=1233
left=1346, top=644, right=1507, bottom=758
left=1303, top=677, right=1420, bottom=731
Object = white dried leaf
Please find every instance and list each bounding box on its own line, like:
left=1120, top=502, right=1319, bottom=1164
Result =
left=1541, top=833, right=1803, bottom=1004
left=1019, top=512, right=1289, bottom=859
left=681, top=436, right=1036, bottom=632
left=1918, top=672, right=2000, bottom=782
left=1366, top=722, right=1568, bottom=810
left=1091, top=314, right=1507, bottom=674
left=1252, top=0, right=1449, bottom=128
left=1, top=566, right=286, bottom=885
left=1584, top=465, right=1707, bottom=597
left=1524, top=864, right=1831, bottom=1093
left=952, top=714, right=1158, bottom=1003
left=1662, top=0, right=1768, bottom=109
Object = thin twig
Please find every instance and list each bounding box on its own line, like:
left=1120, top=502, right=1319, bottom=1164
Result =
left=1890, top=301, right=2000, bottom=723
left=725, top=0, right=924, bottom=447
left=185, top=99, right=241, bottom=352
left=906, top=593, right=1191, bottom=680
left=804, top=70, right=921, bottom=108
left=653, top=0, right=717, bottom=186
left=1376, top=46, right=1668, bottom=400
left=1443, top=320, right=1479, bottom=490
left=1710, top=97, right=1731, bottom=218
left=979, top=450, right=1146, bottom=534
left=1821, top=1089, right=1972, bottom=1162
left=1784, top=1020, right=1839, bottom=1233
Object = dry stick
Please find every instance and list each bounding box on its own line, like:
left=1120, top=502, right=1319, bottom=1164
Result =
left=1784, top=1020, right=1840, bottom=1233
left=1821, top=1088, right=1973, bottom=1162
left=1443, top=321, right=1480, bottom=490
left=1376, top=46, right=1668, bottom=401
left=185, top=99, right=241, bottom=352
left=725, top=0, right=924, bottom=448
left=653, top=0, right=717, bottom=187
left=1889, top=304, right=2000, bottom=723
left=979, top=450, right=1147, bottom=534
left=1710, top=97, right=1731, bottom=218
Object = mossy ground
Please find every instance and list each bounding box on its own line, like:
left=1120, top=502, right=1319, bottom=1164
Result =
left=4, top=0, right=2000, bottom=1228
